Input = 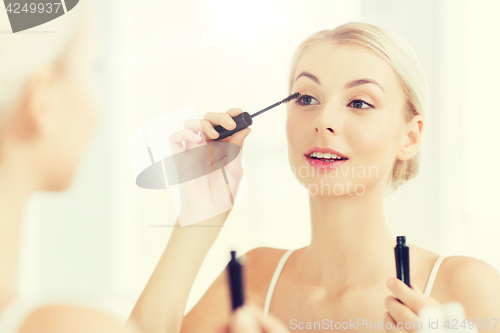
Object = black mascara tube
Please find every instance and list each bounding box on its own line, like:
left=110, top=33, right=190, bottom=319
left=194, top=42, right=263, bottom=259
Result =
left=213, top=92, right=301, bottom=140
left=227, top=250, right=244, bottom=311
left=394, top=236, right=411, bottom=288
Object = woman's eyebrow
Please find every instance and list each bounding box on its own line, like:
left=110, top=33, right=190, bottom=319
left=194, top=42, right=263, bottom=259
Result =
left=295, top=71, right=320, bottom=84
left=295, top=71, right=385, bottom=93
left=345, top=78, right=385, bottom=93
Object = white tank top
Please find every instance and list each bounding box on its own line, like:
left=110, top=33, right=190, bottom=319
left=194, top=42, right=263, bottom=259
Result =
left=263, top=248, right=447, bottom=316
left=0, top=299, right=41, bottom=333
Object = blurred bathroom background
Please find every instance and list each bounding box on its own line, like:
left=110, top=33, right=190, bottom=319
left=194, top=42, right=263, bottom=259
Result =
left=18, top=0, right=500, bottom=320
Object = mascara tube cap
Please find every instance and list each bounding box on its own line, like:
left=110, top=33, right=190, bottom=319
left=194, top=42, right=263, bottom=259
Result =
left=213, top=112, right=253, bottom=140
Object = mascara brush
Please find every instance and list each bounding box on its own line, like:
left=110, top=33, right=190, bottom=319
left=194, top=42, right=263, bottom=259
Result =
left=213, top=92, right=302, bottom=140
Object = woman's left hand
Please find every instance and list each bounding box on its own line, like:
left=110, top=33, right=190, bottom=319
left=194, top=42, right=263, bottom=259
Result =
left=384, top=277, right=442, bottom=332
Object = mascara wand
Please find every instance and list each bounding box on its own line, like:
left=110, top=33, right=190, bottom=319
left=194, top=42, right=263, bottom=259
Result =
left=213, top=92, right=301, bottom=140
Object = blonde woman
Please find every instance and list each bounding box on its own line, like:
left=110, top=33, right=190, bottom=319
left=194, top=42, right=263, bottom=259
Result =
left=130, top=22, right=500, bottom=333
left=0, top=4, right=145, bottom=333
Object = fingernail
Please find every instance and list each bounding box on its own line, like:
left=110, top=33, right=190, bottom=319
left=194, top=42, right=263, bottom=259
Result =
left=227, top=119, right=235, bottom=127
left=211, top=129, right=219, bottom=137
left=192, top=133, right=202, bottom=141
left=387, top=278, right=395, bottom=287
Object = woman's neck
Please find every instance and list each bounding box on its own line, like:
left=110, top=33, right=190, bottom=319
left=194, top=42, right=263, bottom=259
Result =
left=299, top=182, right=396, bottom=293
left=0, top=160, right=34, bottom=302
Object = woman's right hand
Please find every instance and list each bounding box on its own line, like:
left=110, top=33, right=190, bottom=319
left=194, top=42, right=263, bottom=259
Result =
left=168, top=108, right=252, bottom=227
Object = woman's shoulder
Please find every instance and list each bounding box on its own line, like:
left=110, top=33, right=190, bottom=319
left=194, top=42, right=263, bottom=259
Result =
left=17, top=304, right=140, bottom=333
left=181, top=247, right=295, bottom=332
left=411, top=245, right=500, bottom=293
left=243, top=247, right=297, bottom=307
left=243, top=246, right=290, bottom=268
left=243, top=246, right=294, bottom=281
left=437, top=255, right=500, bottom=291
left=432, top=255, right=500, bottom=319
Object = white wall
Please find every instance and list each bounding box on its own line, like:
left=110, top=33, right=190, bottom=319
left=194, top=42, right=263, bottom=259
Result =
left=462, top=0, right=500, bottom=267
left=20, top=0, right=500, bottom=320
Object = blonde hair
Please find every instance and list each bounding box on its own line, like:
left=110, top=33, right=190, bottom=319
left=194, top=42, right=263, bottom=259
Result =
left=0, top=3, right=85, bottom=122
left=288, top=22, right=428, bottom=193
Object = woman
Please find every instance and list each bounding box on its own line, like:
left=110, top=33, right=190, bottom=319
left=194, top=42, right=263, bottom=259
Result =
left=0, top=3, right=281, bottom=333
left=130, top=22, right=500, bottom=332
left=0, top=3, right=145, bottom=332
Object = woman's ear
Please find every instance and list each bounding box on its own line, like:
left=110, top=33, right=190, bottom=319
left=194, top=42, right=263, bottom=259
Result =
left=12, top=63, right=59, bottom=142
left=396, top=115, right=424, bottom=161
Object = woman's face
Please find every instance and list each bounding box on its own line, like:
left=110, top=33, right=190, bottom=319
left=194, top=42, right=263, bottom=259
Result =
left=286, top=43, right=409, bottom=196
left=41, top=17, right=100, bottom=191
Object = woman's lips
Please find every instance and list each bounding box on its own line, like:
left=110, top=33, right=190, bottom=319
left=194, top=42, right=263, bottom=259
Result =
left=305, top=155, right=348, bottom=170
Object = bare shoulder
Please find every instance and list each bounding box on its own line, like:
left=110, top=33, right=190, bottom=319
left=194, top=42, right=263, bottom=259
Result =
left=435, top=255, right=500, bottom=319
left=19, top=304, right=140, bottom=333
left=242, top=247, right=291, bottom=307
left=181, top=247, right=289, bottom=333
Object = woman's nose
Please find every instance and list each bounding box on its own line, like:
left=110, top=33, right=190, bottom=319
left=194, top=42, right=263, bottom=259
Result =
left=313, top=107, right=338, bottom=135
left=315, top=125, right=334, bottom=134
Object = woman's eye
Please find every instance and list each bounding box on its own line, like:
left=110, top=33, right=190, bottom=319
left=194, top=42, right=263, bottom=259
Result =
left=349, top=99, right=373, bottom=109
left=295, top=95, right=319, bottom=106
